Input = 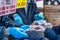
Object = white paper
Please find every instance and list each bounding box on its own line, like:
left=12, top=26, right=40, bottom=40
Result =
left=0, top=0, right=2, bottom=7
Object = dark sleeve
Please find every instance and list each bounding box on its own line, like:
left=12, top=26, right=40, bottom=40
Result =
left=44, top=28, right=58, bottom=40
left=8, top=14, right=14, bottom=20
left=26, top=30, right=45, bottom=40
left=52, top=25, right=60, bottom=34
left=57, top=35, right=60, bottom=40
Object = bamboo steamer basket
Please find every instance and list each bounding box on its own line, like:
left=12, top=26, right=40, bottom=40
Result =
left=44, top=5, right=60, bottom=26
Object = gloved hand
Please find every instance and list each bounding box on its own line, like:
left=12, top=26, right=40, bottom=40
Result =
left=13, top=13, right=23, bottom=25
left=34, top=14, right=45, bottom=21
left=20, top=25, right=30, bottom=31
left=8, top=27, right=28, bottom=38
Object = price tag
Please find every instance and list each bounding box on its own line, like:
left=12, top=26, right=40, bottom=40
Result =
left=16, top=0, right=27, bottom=8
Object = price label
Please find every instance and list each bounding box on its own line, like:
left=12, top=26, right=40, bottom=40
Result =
left=16, top=0, right=27, bottom=8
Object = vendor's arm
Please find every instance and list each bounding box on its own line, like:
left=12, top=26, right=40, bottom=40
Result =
left=52, top=25, right=60, bottom=34
left=44, top=28, right=58, bottom=40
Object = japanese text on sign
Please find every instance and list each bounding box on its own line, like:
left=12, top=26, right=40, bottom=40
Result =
left=0, top=0, right=16, bottom=16
left=16, top=0, right=27, bottom=8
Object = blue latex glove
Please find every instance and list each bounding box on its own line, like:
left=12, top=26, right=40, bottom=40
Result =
left=34, top=13, right=45, bottom=21
left=13, top=13, right=23, bottom=25
left=8, top=27, right=28, bottom=38
left=20, top=25, right=30, bottom=31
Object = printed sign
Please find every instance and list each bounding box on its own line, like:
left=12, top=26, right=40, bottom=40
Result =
left=0, top=0, right=16, bottom=16
left=16, top=0, right=27, bottom=8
